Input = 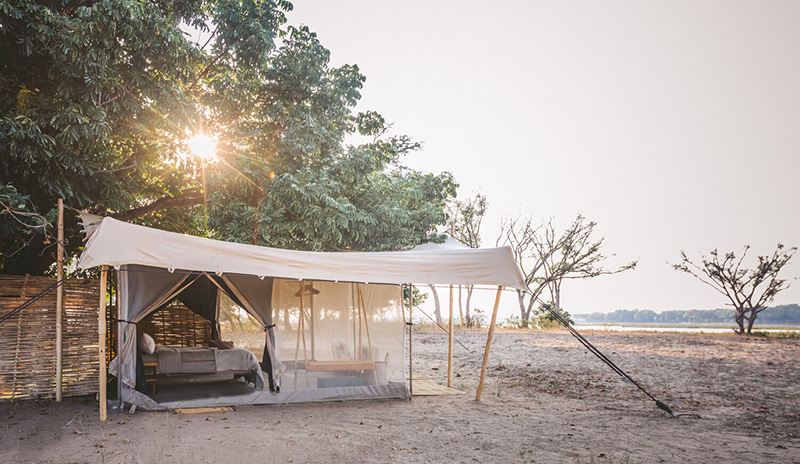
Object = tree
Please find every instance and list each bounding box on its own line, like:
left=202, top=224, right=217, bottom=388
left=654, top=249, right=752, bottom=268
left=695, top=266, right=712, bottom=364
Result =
left=536, top=302, right=573, bottom=329
left=497, top=214, right=637, bottom=327
left=448, top=193, right=487, bottom=327
left=536, top=215, right=637, bottom=309
left=1, top=1, right=456, bottom=274
left=671, top=244, right=797, bottom=334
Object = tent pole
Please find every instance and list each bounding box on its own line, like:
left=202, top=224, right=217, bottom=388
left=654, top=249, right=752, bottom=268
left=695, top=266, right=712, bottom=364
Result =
left=351, top=283, right=356, bottom=358
left=399, top=285, right=407, bottom=398
left=293, top=282, right=302, bottom=389
left=309, top=287, right=315, bottom=360
left=447, top=284, right=454, bottom=388
left=98, top=265, right=108, bottom=421
left=299, top=282, right=309, bottom=388
left=357, top=284, right=363, bottom=360
left=116, top=270, right=122, bottom=412
left=408, top=283, right=413, bottom=398
left=55, top=198, right=64, bottom=402
left=476, top=285, right=503, bottom=401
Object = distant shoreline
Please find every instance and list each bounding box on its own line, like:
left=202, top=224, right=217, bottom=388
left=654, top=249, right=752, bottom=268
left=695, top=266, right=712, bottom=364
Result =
left=573, top=322, right=800, bottom=333
left=574, top=322, right=800, bottom=329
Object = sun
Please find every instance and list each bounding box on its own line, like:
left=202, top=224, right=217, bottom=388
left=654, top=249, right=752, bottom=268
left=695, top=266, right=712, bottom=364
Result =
left=186, top=133, right=218, bottom=163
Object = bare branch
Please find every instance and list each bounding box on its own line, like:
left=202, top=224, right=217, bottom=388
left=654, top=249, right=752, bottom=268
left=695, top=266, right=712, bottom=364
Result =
left=112, top=189, right=204, bottom=221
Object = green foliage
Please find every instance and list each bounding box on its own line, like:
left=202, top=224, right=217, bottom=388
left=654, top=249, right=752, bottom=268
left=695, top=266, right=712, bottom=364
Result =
left=1, top=0, right=457, bottom=274
left=449, top=192, right=486, bottom=248
left=470, top=308, right=487, bottom=329
left=536, top=302, right=573, bottom=329
left=402, top=284, right=428, bottom=307
left=205, top=22, right=456, bottom=251
left=501, top=314, right=532, bottom=329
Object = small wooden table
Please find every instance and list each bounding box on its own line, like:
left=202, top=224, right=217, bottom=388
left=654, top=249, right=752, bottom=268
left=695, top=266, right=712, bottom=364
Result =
left=143, top=361, right=158, bottom=396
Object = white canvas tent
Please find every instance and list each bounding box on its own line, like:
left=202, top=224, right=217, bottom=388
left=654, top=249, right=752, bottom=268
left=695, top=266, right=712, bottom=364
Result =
left=78, top=217, right=527, bottom=416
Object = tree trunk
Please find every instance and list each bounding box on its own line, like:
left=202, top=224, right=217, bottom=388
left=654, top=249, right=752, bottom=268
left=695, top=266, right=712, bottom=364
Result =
left=430, top=285, right=443, bottom=324
left=284, top=307, right=292, bottom=331
left=525, top=297, right=536, bottom=327
left=516, top=290, right=528, bottom=327
left=458, top=285, right=464, bottom=325
left=465, top=285, right=474, bottom=328
left=746, top=308, right=758, bottom=334
left=734, top=309, right=745, bottom=335
left=553, top=280, right=562, bottom=309
left=516, top=290, right=535, bottom=328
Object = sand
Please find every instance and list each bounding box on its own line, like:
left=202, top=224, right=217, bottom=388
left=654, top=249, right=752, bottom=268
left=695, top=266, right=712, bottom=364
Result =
left=1, top=330, right=798, bottom=463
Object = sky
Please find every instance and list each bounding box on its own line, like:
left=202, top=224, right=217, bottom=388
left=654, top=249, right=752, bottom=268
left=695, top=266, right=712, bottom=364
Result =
left=287, top=1, right=800, bottom=316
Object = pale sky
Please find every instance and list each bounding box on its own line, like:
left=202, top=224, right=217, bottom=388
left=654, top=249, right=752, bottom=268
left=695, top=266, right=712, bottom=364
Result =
left=289, top=1, right=800, bottom=315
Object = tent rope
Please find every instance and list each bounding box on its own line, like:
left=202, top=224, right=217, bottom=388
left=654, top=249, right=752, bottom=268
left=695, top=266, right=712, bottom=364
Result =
left=529, top=291, right=698, bottom=418
left=413, top=305, right=474, bottom=353
left=0, top=274, right=76, bottom=325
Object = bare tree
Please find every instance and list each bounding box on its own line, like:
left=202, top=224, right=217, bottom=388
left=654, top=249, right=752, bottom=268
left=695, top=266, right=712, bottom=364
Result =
left=671, top=244, right=796, bottom=334
left=497, top=214, right=637, bottom=327
left=449, top=193, right=487, bottom=327
left=537, top=215, right=637, bottom=309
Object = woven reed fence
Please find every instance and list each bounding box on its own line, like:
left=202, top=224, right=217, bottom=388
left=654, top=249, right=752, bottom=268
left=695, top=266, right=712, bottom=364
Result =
left=139, top=303, right=212, bottom=347
left=0, top=275, right=101, bottom=401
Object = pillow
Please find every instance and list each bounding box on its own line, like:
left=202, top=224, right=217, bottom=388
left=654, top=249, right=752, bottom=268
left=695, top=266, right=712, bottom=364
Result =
left=138, top=332, right=156, bottom=355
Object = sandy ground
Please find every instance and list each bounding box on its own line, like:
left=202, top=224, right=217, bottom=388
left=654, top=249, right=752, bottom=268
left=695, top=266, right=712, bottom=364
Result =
left=1, top=330, right=798, bottom=464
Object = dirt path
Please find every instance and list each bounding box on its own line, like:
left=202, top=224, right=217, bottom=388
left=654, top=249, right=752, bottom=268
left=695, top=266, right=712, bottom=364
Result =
left=2, top=330, right=798, bottom=463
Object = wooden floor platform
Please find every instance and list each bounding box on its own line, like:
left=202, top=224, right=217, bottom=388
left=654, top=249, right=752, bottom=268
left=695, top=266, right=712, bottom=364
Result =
left=409, top=376, right=465, bottom=396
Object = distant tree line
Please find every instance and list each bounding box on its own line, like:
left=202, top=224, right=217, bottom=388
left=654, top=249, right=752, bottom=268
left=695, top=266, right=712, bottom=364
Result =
left=575, top=304, right=800, bottom=325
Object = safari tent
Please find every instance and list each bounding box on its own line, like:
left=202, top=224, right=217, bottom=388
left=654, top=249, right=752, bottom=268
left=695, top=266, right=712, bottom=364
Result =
left=78, top=216, right=527, bottom=415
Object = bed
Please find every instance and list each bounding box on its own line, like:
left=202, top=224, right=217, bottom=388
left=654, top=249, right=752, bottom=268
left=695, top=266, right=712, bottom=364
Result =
left=143, top=346, right=265, bottom=390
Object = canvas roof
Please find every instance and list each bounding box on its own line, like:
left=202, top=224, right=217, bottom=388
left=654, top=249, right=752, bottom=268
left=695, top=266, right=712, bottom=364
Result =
left=78, top=217, right=527, bottom=290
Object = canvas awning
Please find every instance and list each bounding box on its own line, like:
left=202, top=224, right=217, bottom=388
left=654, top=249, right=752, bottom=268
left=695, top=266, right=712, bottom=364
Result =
left=78, top=217, right=527, bottom=290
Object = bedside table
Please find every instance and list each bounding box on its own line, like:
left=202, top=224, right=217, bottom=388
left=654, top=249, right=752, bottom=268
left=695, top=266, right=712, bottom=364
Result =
left=143, top=360, right=158, bottom=396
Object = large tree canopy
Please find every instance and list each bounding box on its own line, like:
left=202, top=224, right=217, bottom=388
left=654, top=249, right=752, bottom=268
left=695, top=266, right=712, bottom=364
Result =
left=0, top=0, right=456, bottom=274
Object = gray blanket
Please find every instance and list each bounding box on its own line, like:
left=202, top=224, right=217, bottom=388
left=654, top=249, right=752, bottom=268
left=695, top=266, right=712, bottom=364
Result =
left=154, top=346, right=265, bottom=389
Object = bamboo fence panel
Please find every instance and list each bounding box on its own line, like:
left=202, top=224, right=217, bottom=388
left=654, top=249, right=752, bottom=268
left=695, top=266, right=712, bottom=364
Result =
left=138, top=302, right=212, bottom=348
left=0, top=275, right=101, bottom=401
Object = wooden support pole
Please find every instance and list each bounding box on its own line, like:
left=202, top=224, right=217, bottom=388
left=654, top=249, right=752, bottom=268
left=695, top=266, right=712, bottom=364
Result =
left=476, top=285, right=503, bottom=402
left=55, top=199, right=64, bottom=402
left=309, top=290, right=315, bottom=360
left=351, top=283, right=357, bottom=357
left=299, top=282, right=309, bottom=388
left=408, top=284, right=413, bottom=398
left=98, top=265, right=108, bottom=421
left=447, top=284, right=454, bottom=388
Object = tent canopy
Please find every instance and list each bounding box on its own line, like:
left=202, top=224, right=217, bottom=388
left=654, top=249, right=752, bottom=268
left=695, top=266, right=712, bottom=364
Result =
left=78, top=217, right=527, bottom=291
